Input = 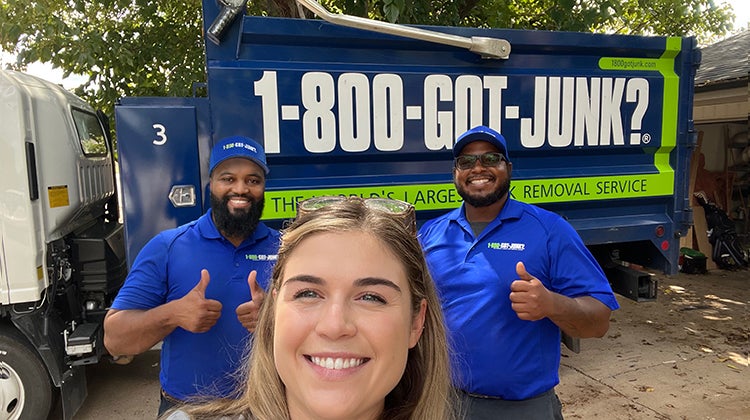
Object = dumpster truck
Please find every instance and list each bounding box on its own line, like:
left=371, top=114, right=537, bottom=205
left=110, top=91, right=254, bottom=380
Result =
left=117, top=0, right=698, bottom=299
left=0, top=0, right=698, bottom=417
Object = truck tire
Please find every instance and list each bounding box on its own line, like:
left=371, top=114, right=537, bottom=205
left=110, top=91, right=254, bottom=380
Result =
left=0, top=327, right=52, bottom=420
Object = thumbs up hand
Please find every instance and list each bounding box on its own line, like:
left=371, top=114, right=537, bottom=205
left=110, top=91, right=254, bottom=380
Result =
left=236, top=270, right=265, bottom=333
left=176, top=269, right=223, bottom=332
left=509, top=261, right=553, bottom=321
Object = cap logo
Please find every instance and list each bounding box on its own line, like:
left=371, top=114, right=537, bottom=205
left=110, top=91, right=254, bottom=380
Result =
left=210, top=135, right=269, bottom=175
left=224, top=142, right=258, bottom=153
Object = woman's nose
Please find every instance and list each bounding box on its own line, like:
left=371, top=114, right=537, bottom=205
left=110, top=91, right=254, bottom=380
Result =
left=314, top=301, right=357, bottom=339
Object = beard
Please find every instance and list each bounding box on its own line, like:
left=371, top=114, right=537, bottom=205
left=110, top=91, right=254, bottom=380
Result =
left=210, top=192, right=265, bottom=239
left=455, top=177, right=511, bottom=208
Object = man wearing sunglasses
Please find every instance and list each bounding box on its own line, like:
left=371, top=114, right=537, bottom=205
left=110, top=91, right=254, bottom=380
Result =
left=419, top=125, right=619, bottom=419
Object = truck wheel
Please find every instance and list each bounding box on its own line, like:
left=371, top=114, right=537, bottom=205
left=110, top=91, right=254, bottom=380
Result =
left=0, top=329, right=52, bottom=420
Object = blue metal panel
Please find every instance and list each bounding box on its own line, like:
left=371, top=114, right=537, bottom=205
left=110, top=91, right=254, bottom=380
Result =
left=153, top=4, right=696, bottom=274
left=115, top=99, right=207, bottom=266
left=207, top=23, right=691, bottom=190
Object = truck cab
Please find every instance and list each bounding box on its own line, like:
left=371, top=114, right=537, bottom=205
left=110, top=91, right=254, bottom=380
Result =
left=0, top=70, right=127, bottom=419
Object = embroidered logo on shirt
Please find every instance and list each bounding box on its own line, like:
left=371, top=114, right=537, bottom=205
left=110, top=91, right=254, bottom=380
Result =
left=246, top=254, right=278, bottom=261
left=487, top=242, right=525, bottom=251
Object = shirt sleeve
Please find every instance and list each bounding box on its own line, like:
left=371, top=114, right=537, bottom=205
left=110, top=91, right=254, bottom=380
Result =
left=548, top=217, right=620, bottom=311
left=111, top=232, right=171, bottom=310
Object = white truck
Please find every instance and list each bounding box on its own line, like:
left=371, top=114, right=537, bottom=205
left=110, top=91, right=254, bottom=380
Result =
left=0, top=69, right=126, bottom=419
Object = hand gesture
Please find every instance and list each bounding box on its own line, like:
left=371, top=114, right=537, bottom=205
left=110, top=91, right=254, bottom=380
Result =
left=509, top=261, right=553, bottom=321
left=176, top=269, right=223, bottom=332
left=236, top=271, right=265, bottom=333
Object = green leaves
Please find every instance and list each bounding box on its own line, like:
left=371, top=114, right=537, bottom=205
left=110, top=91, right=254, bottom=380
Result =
left=1, top=0, right=205, bottom=143
left=382, top=0, right=404, bottom=23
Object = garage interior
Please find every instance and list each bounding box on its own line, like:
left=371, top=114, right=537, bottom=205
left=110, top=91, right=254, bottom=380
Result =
left=689, top=30, right=749, bottom=269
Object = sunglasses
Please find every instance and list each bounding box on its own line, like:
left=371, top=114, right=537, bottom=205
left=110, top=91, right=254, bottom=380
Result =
left=296, top=196, right=416, bottom=234
left=454, top=152, right=506, bottom=170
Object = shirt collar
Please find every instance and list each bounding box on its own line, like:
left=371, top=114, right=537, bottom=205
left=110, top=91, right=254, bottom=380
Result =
left=451, top=197, right=523, bottom=232
left=198, top=208, right=271, bottom=245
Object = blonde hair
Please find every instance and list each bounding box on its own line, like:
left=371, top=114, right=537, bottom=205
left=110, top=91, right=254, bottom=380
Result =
left=176, top=197, right=457, bottom=420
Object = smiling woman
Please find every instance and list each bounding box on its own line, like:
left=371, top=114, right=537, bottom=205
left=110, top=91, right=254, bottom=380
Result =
left=274, top=230, right=423, bottom=420
left=164, top=196, right=459, bottom=420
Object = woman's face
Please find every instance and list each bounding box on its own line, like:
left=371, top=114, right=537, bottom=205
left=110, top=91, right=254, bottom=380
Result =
left=273, top=231, right=426, bottom=420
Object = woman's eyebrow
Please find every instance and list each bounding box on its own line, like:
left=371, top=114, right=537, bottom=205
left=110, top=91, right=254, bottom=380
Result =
left=354, top=277, right=402, bottom=293
left=282, top=274, right=323, bottom=287
left=282, top=275, right=402, bottom=293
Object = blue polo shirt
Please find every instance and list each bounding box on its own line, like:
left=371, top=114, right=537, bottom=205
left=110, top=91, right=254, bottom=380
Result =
left=419, top=199, right=619, bottom=400
left=111, top=210, right=279, bottom=400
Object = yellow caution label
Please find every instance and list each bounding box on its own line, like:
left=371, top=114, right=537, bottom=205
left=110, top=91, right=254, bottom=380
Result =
left=47, top=185, right=70, bottom=208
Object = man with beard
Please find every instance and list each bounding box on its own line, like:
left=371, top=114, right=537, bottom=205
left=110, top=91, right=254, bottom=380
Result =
left=418, top=126, right=618, bottom=420
left=104, top=136, right=279, bottom=417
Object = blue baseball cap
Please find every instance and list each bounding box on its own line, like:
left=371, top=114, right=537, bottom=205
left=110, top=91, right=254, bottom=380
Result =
left=209, top=136, right=269, bottom=175
left=453, top=126, right=509, bottom=161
